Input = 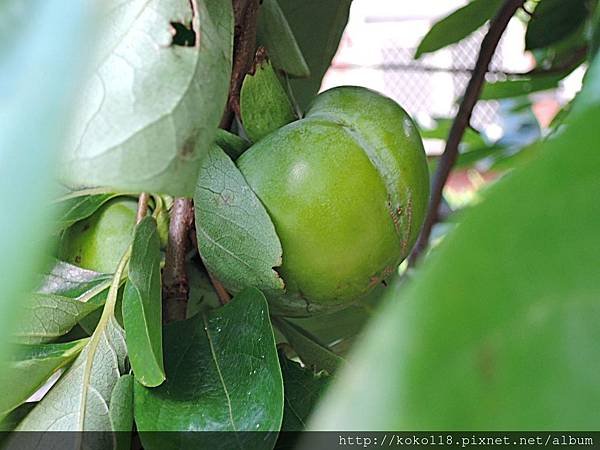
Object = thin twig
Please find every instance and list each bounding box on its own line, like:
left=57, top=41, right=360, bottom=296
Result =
left=136, top=192, right=150, bottom=224
left=409, top=0, right=526, bottom=266
left=162, top=198, right=194, bottom=322
left=219, top=0, right=261, bottom=129
left=208, top=271, right=232, bottom=305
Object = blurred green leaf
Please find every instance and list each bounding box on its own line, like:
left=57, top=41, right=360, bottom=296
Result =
left=257, top=0, right=310, bottom=78
left=14, top=254, right=129, bottom=438
left=60, top=0, right=233, bottom=197
left=240, top=56, right=297, bottom=142
left=421, top=118, right=486, bottom=148
left=0, top=339, right=88, bottom=416
left=194, top=145, right=285, bottom=299
left=280, top=355, right=330, bottom=432
left=134, top=288, right=283, bottom=450
left=214, top=129, right=251, bottom=160
left=0, top=404, right=35, bottom=434
left=415, top=0, right=503, bottom=58
left=0, top=0, right=91, bottom=365
left=526, top=0, right=589, bottom=50
left=123, top=217, right=165, bottom=387
left=186, top=263, right=221, bottom=319
left=480, top=73, right=566, bottom=100
left=308, top=72, right=600, bottom=430
left=274, top=318, right=344, bottom=374
left=277, top=0, right=351, bottom=111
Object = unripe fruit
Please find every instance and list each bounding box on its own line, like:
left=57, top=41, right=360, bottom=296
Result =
left=236, top=86, right=429, bottom=313
left=58, top=199, right=137, bottom=273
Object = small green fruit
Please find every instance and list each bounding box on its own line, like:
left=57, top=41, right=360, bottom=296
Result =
left=236, top=86, right=429, bottom=314
left=58, top=199, right=137, bottom=273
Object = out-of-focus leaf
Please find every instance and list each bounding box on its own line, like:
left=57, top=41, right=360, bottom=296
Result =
left=420, top=119, right=486, bottom=148
left=134, top=288, right=283, bottom=450
left=257, top=0, right=309, bottom=78
left=123, top=216, right=165, bottom=387
left=194, top=145, right=285, bottom=298
left=307, top=82, right=600, bottom=430
left=0, top=339, right=88, bottom=416
left=590, top=3, right=600, bottom=60
left=415, top=0, right=503, bottom=58
left=60, top=0, right=234, bottom=197
left=186, top=263, right=221, bottom=319
left=480, top=73, right=566, bottom=100
left=240, top=55, right=297, bottom=142
left=13, top=252, right=129, bottom=448
left=54, top=193, right=120, bottom=231
left=0, top=0, right=91, bottom=365
left=525, top=0, right=589, bottom=50
left=0, top=404, right=35, bottom=434
left=277, top=0, right=351, bottom=111
left=280, top=355, right=329, bottom=432
left=455, top=144, right=506, bottom=169
left=274, top=318, right=344, bottom=375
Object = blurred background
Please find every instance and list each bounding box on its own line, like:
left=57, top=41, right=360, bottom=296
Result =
left=320, top=0, right=585, bottom=205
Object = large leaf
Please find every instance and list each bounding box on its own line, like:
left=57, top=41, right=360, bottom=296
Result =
left=194, top=145, right=284, bottom=298
left=256, top=0, right=310, bottom=78
left=0, top=0, right=91, bottom=365
left=59, top=0, right=234, bottom=197
left=277, top=0, right=351, bottom=110
left=525, top=0, right=589, bottom=50
left=274, top=318, right=344, bottom=375
left=14, top=252, right=130, bottom=444
left=308, top=75, right=600, bottom=430
left=0, top=339, right=88, bottom=416
left=134, top=288, right=283, bottom=450
left=240, top=56, right=297, bottom=142
left=415, top=0, right=503, bottom=58
left=123, top=216, right=165, bottom=387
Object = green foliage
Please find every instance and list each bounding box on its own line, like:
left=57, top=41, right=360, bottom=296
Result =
left=415, top=0, right=503, bottom=58
left=525, top=0, right=589, bottom=50
left=123, top=217, right=165, bottom=387
left=59, top=0, right=234, bottom=197
left=134, top=289, right=283, bottom=450
left=257, top=0, right=310, bottom=78
left=480, top=73, right=567, bottom=100
left=194, top=145, right=285, bottom=300
left=54, top=192, right=120, bottom=232
left=240, top=57, right=297, bottom=142
left=308, top=73, right=600, bottom=430
left=0, top=339, right=88, bottom=416
left=277, top=0, right=352, bottom=110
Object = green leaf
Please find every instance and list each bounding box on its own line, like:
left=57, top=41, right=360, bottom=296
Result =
left=38, top=260, right=112, bottom=298
left=278, top=0, right=351, bottom=110
left=134, top=288, right=283, bottom=450
left=12, top=291, right=107, bottom=344
left=415, top=0, right=503, bottom=58
left=480, top=73, right=567, bottom=100
left=59, top=0, right=234, bottom=197
left=240, top=56, right=297, bottom=142
left=15, top=252, right=130, bottom=437
left=280, top=355, right=329, bottom=432
left=54, top=193, right=120, bottom=232
left=110, top=374, right=134, bottom=450
left=257, top=0, right=310, bottom=78
left=274, top=318, right=344, bottom=374
left=186, top=263, right=221, bottom=319
left=308, top=84, right=600, bottom=430
left=0, top=0, right=92, bottom=366
left=214, top=129, right=251, bottom=160
left=420, top=118, right=486, bottom=148
left=123, top=216, right=165, bottom=387
left=194, top=145, right=285, bottom=298
left=0, top=339, right=88, bottom=416
left=525, top=0, right=589, bottom=50
left=0, top=404, right=35, bottom=434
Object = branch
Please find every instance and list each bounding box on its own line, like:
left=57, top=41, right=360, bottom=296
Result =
left=136, top=192, right=149, bottom=224
left=162, top=197, right=194, bottom=322
left=409, top=0, right=525, bottom=266
left=219, top=0, right=261, bottom=129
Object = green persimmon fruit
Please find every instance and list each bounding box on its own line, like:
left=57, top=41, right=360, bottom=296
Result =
left=58, top=199, right=137, bottom=273
left=237, top=86, right=429, bottom=314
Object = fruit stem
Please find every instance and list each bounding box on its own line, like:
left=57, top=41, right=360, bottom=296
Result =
left=136, top=192, right=150, bottom=224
